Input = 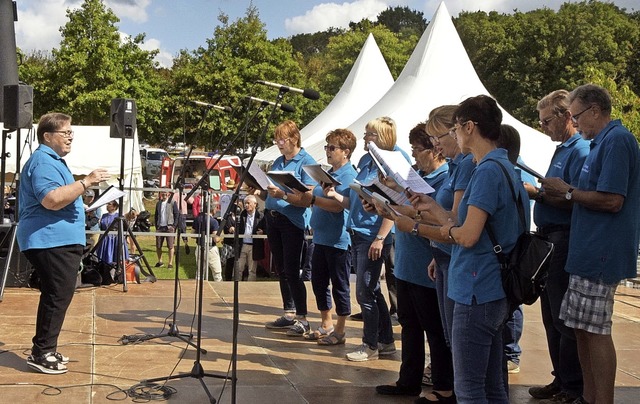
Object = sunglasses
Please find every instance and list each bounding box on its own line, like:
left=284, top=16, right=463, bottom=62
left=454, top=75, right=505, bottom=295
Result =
left=324, top=144, right=342, bottom=152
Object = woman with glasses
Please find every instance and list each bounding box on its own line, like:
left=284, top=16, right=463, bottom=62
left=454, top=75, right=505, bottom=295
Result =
left=296, top=129, right=358, bottom=345
left=343, top=116, right=409, bottom=362
left=410, top=96, right=529, bottom=403
left=375, top=123, right=454, bottom=402
left=253, top=120, right=317, bottom=337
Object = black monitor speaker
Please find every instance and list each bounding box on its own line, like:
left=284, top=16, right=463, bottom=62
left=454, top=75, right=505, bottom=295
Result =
left=109, top=98, right=136, bottom=139
left=3, top=84, right=33, bottom=129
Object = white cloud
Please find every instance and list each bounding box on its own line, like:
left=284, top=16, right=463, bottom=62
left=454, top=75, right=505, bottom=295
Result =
left=137, top=37, right=174, bottom=68
left=15, top=0, right=82, bottom=53
left=284, top=0, right=395, bottom=35
left=107, top=0, right=151, bottom=23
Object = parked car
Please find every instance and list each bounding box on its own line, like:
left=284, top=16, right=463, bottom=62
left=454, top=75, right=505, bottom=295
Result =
left=140, top=147, right=169, bottom=179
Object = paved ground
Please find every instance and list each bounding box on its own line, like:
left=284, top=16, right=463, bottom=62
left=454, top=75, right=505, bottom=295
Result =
left=0, top=279, right=638, bottom=403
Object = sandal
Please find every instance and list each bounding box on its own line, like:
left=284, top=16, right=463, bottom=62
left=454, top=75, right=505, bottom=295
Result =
left=414, top=391, right=456, bottom=403
left=303, top=325, right=333, bottom=340
left=317, top=331, right=346, bottom=346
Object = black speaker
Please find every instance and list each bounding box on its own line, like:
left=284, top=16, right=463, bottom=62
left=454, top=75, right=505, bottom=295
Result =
left=3, top=84, right=33, bottom=129
left=109, top=98, right=136, bottom=139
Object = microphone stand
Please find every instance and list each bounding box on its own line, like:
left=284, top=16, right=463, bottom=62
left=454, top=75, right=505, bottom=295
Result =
left=121, top=107, right=213, bottom=349
left=140, top=97, right=279, bottom=403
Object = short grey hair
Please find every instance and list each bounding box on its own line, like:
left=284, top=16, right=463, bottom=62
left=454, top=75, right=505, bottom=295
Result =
left=569, top=84, right=612, bottom=115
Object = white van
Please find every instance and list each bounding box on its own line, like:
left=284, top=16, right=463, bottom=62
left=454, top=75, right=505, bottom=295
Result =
left=140, top=147, right=169, bottom=179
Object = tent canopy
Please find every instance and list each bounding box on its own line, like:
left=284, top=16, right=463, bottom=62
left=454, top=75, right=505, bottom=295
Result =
left=2, top=123, right=145, bottom=213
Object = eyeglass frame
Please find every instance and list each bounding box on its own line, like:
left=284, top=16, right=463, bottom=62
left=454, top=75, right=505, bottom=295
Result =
left=272, top=138, right=290, bottom=145
left=570, top=105, right=593, bottom=124
left=323, top=144, right=342, bottom=152
left=448, top=120, right=477, bottom=137
left=49, top=129, right=74, bottom=139
left=428, top=132, right=449, bottom=143
left=539, top=115, right=559, bottom=127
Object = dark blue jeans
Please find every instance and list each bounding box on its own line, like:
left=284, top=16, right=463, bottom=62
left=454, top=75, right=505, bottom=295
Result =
left=396, top=279, right=454, bottom=391
left=265, top=212, right=307, bottom=316
left=310, top=244, right=351, bottom=316
left=433, top=248, right=454, bottom=347
left=452, top=297, right=510, bottom=404
left=24, top=244, right=83, bottom=357
left=503, top=305, right=523, bottom=364
left=351, top=233, right=393, bottom=348
left=540, top=229, right=583, bottom=396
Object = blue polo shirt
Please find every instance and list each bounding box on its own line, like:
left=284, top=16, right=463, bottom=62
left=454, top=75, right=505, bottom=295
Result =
left=535, top=134, right=590, bottom=228
left=347, top=146, right=411, bottom=243
left=448, top=149, right=530, bottom=305
left=310, top=162, right=358, bottom=250
left=265, top=148, right=317, bottom=230
left=395, top=163, right=449, bottom=288
left=432, top=153, right=475, bottom=255
left=566, top=120, right=640, bottom=284
left=17, top=144, right=86, bottom=250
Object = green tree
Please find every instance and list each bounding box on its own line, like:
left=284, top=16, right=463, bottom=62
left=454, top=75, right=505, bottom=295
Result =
left=17, top=50, right=56, bottom=118
left=42, top=0, right=162, bottom=138
left=377, top=6, right=427, bottom=39
left=165, top=6, right=318, bottom=151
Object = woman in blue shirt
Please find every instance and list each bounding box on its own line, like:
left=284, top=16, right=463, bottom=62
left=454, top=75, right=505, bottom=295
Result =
left=300, top=129, right=358, bottom=345
left=410, top=96, right=529, bottom=403
left=253, top=120, right=317, bottom=336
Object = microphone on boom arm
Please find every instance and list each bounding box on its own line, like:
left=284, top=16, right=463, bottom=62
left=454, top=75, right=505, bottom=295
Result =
left=190, top=100, right=233, bottom=112
left=255, top=80, right=320, bottom=100
left=245, top=96, right=295, bottom=113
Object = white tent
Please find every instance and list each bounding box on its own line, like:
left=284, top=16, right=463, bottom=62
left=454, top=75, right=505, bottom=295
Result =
left=2, top=124, right=145, bottom=213
left=254, top=33, right=395, bottom=166
left=305, top=2, right=555, bottom=173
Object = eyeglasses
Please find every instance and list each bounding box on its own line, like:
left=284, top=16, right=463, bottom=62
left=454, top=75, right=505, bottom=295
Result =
left=411, top=146, right=427, bottom=153
left=428, top=133, right=449, bottom=143
left=324, top=144, right=342, bottom=152
left=363, top=131, right=378, bottom=138
left=539, top=115, right=558, bottom=127
left=449, top=120, right=477, bottom=137
left=570, top=105, right=593, bottom=124
left=272, top=138, right=289, bottom=145
left=50, top=130, right=74, bottom=138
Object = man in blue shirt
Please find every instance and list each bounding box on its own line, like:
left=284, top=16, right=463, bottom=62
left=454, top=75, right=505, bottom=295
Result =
left=526, top=90, right=589, bottom=403
left=18, top=113, right=110, bottom=374
left=541, top=84, right=640, bottom=404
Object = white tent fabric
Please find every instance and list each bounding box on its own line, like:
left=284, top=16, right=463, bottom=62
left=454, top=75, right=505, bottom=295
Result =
left=254, top=33, right=394, bottom=166
left=2, top=123, right=145, bottom=213
left=306, top=2, right=555, bottom=173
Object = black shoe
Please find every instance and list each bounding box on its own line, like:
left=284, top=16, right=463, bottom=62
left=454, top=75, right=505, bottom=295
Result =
left=375, top=384, right=421, bottom=396
left=529, top=383, right=562, bottom=399
left=539, top=391, right=581, bottom=403
left=154, top=262, right=164, bottom=268
left=350, top=312, right=363, bottom=321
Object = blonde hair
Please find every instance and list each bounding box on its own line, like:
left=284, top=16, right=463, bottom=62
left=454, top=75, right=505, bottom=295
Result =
left=274, top=120, right=302, bottom=148
left=366, top=116, right=396, bottom=151
left=426, top=105, right=456, bottom=137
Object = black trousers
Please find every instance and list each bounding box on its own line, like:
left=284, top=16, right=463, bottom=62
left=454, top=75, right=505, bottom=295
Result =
left=24, top=244, right=83, bottom=356
left=396, top=278, right=454, bottom=391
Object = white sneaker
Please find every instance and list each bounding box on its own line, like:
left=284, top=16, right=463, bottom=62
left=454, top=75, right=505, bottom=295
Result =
left=346, top=343, right=378, bottom=362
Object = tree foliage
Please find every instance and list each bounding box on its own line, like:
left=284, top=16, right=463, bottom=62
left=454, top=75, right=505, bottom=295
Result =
left=17, top=0, right=640, bottom=146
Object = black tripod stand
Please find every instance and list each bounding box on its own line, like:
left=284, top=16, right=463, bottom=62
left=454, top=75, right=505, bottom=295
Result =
left=89, top=131, right=156, bottom=292
left=141, top=190, right=228, bottom=404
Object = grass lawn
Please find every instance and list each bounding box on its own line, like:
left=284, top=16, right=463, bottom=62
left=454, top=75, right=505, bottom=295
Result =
left=132, top=197, right=199, bottom=280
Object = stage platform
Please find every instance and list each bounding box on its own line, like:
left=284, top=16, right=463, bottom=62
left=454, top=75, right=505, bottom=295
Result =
left=0, top=279, right=638, bottom=403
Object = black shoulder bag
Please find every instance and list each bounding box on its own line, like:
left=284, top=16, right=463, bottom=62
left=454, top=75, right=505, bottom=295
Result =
left=484, top=160, right=554, bottom=306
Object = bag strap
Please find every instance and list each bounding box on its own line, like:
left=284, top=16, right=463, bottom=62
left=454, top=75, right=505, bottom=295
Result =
left=482, top=159, right=526, bottom=266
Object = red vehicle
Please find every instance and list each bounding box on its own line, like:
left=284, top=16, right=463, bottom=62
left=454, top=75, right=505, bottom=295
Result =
left=159, top=152, right=242, bottom=216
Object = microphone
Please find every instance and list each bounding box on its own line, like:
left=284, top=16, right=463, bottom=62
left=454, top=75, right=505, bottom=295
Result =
left=245, top=96, right=295, bottom=113
left=190, top=100, right=232, bottom=112
left=255, top=80, right=320, bottom=100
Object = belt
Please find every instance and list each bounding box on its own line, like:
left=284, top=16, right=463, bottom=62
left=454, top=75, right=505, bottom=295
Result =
left=347, top=228, right=356, bottom=236
left=537, top=224, right=571, bottom=236
left=268, top=210, right=282, bottom=218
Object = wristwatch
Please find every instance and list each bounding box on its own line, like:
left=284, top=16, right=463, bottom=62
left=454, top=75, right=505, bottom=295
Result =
left=375, top=235, right=384, bottom=241
left=565, top=188, right=574, bottom=200
left=411, top=222, right=420, bottom=236
left=282, top=194, right=288, bottom=201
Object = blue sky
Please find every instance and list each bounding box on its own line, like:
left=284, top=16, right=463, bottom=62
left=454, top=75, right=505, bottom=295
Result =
left=14, top=0, right=639, bottom=67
